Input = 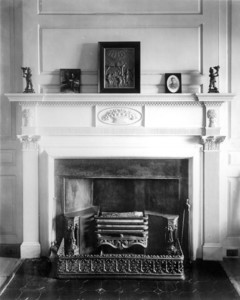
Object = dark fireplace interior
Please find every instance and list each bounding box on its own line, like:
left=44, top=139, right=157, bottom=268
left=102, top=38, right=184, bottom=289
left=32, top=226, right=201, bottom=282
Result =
left=55, top=158, right=189, bottom=259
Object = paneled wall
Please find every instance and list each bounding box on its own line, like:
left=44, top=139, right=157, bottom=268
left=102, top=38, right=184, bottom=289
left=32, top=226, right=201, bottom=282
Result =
left=0, top=0, right=22, bottom=256
left=1, top=0, right=240, bottom=257
left=224, top=0, right=240, bottom=254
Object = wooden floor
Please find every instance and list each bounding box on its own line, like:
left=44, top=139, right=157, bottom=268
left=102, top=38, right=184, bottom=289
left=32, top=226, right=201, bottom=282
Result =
left=0, top=257, right=21, bottom=294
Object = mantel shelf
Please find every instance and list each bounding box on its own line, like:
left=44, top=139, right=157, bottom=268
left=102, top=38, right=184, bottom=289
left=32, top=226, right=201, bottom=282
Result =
left=5, top=93, right=235, bottom=105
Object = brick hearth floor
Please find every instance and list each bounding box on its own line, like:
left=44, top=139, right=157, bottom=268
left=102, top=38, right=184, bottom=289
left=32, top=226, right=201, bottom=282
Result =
left=0, top=258, right=240, bottom=300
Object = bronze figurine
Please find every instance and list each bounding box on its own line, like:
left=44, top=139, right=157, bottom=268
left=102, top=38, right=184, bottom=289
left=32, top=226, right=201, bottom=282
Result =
left=21, top=67, right=35, bottom=93
left=208, top=65, right=220, bottom=93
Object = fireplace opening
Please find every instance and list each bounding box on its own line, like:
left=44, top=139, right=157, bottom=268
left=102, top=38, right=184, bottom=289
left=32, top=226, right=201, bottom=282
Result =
left=54, top=158, right=189, bottom=278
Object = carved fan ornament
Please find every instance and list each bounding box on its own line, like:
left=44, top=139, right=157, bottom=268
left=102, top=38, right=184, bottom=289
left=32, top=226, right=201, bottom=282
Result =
left=98, top=107, right=142, bottom=125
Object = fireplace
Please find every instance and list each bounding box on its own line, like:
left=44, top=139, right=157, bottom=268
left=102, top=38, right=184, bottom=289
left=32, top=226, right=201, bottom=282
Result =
left=6, top=92, right=234, bottom=265
left=55, top=159, right=188, bottom=244
left=53, top=158, right=189, bottom=278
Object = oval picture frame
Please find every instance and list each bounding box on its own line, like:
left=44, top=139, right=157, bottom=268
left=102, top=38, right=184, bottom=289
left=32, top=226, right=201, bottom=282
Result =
left=165, top=73, right=182, bottom=93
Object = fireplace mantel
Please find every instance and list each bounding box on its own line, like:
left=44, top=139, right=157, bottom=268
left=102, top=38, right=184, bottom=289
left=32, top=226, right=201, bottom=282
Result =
left=6, top=93, right=234, bottom=138
left=5, top=93, right=235, bottom=261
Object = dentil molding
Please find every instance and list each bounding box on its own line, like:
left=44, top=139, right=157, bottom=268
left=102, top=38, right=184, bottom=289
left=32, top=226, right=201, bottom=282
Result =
left=5, top=93, right=235, bottom=106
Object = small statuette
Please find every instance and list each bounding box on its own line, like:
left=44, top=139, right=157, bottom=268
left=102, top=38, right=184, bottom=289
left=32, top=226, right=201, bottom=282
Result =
left=207, top=109, right=217, bottom=127
left=208, top=66, right=220, bottom=93
left=21, top=67, right=35, bottom=93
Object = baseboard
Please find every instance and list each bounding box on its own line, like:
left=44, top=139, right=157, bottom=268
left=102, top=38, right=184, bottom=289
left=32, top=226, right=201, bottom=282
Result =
left=20, top=242, right=41, bottom=258
left=203, top=243, right=222, bottom=260
left=0, top=244, right=20, bottom=258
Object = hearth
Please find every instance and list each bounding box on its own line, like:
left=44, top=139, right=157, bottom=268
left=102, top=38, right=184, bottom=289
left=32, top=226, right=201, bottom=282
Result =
left=54, top=158, right=188, bottom=279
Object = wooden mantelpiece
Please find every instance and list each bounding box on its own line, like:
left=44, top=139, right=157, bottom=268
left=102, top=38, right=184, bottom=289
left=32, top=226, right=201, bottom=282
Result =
left=5, top=93, right=235, bottom=261
left=6, top=93, right=234, bottom=138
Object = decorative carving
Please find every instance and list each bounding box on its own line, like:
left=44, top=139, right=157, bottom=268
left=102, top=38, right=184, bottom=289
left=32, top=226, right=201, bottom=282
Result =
left=22, top=109, right=34, bottom=127
left=98, top=107, right=142, bottom=125
left=50, top=241, right=59, bottom=258
left=17, top=135, right=40, bottom=150
left=56, top=239, right=184, bottom=279
left=207, top=109, right=217, bottom=127
left=65, top=223, right=77, bottom=256
left=97, top=237, right=148, bottom=250
left=64, top=217, right=80, bottom=256
left=164, top=215, right=179, bottom=255
left=6, top=93, right=234, bottom=108
left=99, top=211, right=143, bottom=218
left=201, top=136, right=225, bottom=151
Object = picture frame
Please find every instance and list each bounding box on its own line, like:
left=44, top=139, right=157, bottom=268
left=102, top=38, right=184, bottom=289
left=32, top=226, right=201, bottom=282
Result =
left=99, top=41, right=141, bottom=93
left=165, top=73, right=182, bottom=93
left=60, top=69, right=81, bottom=93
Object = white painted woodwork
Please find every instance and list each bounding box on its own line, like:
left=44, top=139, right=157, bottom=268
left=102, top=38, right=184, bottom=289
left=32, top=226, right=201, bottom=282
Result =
left=7, top=92, right=234, bottom=260
left=1, top=0, right=240, bottom=259
left=38, top=0, right=200, bottom=15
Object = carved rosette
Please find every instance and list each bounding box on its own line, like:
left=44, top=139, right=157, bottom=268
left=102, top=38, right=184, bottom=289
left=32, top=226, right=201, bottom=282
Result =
left=17, top=134, right=41, bottom=150
left=98, top=107, right=142, bottom=125
left=201, top=136, right=225, bottom=151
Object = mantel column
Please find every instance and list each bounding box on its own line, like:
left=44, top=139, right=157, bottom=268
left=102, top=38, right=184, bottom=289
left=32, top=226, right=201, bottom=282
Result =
left=18, top=135, right=41, bottom=258
left=201, top=135, right=225, bottom=260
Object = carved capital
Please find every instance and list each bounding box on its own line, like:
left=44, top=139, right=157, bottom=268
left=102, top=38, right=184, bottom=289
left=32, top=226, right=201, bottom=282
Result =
left=201, top=135, right=225, bottom=151
left=17, top=135, right=40, bottom=150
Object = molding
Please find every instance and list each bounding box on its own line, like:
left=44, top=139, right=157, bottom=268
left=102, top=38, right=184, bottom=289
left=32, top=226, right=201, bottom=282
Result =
left=0, top=175, right=17, bottom=238
left=203, top=243, right=223, bottom=261
left=38, top=0, right=202, bottom=16
left=17, top=135, right=41, bottom=151
left=201, top=135, right=226, bottom=151
left=0, top=150, right=16, bottom=166
left=38, top=25, right=202, bottom=75
left=228, top=152, right=240, bottom=166
left=5, top=93, right=235, bottom=106
left=196, top=93, right=235, bottom=103
left=20, top=242, right=41, bottom=259
left=23, top=127, right=204, bottom=137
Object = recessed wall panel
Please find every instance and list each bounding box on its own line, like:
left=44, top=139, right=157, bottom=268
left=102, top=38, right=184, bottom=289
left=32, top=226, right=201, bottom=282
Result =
left=0, top=176, right=16, bottom=235
left=40, top=27, right=200, bottom=73
left=0, top=150, right=16, bottom=166
left=39, top=0, right=201, bottom=15
left=227, top=178, right=240, bottom=237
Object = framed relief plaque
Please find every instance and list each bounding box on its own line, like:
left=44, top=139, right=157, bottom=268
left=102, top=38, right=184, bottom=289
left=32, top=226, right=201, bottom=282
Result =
left=99, top=41, right=141, bottom=93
